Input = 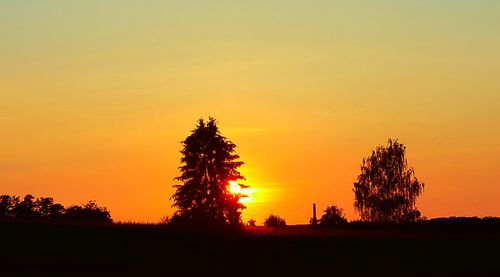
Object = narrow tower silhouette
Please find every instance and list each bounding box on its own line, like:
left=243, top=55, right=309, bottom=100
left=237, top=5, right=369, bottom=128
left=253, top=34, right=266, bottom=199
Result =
left=312, top=203, right=318, bottom=226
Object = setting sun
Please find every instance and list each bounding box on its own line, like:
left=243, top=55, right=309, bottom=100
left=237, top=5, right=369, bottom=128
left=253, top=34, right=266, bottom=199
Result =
left=228, top=181, right=242, bottom=195
left=228, top=181, right=256, bottom=204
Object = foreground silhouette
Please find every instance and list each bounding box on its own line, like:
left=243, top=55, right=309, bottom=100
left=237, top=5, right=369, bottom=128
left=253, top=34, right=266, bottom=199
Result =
left=353, top=139, right=424, bottom=223
left=170, top=117, right=248, bottom=226
left=1, top=220, right=500, bottom=275
left=264, top=214, right=287, bottom=227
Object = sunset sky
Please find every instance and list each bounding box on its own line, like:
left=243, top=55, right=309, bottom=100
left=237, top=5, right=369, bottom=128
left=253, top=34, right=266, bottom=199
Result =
left=1, top=1, right=499, bottom=224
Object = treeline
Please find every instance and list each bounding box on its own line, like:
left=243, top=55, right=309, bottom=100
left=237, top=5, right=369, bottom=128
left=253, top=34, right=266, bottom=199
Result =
left=429, top=216, right=500, bottom=224
left=0, top=194, right=112, bottom=223
left=261, top=205, right=347, bottom=228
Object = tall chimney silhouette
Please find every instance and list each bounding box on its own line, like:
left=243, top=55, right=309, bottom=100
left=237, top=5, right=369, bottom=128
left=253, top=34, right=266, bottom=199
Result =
left=312, top=203, right=318, bottom=226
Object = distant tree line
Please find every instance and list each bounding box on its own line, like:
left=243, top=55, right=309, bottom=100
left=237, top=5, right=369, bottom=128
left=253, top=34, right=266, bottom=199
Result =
left=262, top=205, right=348, bottom=228
left=0, top=194, right=112, bottom=223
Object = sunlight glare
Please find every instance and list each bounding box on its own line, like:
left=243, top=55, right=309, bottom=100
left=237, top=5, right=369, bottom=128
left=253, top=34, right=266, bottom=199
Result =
left=228, top=181, right=256, bottom=204
left=228, top=181, right=242, bottom=194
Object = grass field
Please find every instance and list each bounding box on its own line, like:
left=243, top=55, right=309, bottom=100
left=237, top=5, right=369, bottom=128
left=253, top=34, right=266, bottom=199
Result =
left=1, top=222, right=499, bottom=276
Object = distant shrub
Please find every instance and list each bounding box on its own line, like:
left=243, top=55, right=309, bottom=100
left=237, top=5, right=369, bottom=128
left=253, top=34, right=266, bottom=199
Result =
left=264, top=214, right=286, bottom=227
left=319, top=205, right=348, bottom=227
left=247, top=219, right=256, bottom=227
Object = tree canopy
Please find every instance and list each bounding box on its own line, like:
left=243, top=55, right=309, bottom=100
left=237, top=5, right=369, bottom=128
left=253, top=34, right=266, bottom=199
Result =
left=171, top=117, right=247, bottom=226
left=264, top=214, right=287, bottom=227
left=353, top=139, right=425, bottom=223
left=319, top=205, right=348, bottom=226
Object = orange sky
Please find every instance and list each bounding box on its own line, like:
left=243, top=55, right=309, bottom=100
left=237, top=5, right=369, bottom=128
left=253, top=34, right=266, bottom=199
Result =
left=1, top=1, right=499, bottom=224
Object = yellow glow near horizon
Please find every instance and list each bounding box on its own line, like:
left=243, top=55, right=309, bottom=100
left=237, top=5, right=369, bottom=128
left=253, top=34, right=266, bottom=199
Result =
left=239, top=187, right=257, bottom=205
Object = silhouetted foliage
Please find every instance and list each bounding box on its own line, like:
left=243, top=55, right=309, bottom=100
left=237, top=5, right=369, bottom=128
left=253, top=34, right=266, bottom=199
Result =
left=36, top=197, right=64, bottom=220
left=353, top=139, right=425, bottom=223
left=171, top=117, right=247, bottom=226
left=160, top=215, right=171, bottom=224
left=62, top=201, right=112, bottom=223
left=0, top=194, right=111, bottom=223
left=482, top=216, right=500, bottom=224
left=264, top=214, right=286, bottom=227
left=0, top=195, right=18, bottom=218
left=13, top=194, right=40, bottom=220
left=430, top=217, right=485, bottom=224
left=247, top=219, right=256, bottom=227
left=319, top=205, right=348, bottom=227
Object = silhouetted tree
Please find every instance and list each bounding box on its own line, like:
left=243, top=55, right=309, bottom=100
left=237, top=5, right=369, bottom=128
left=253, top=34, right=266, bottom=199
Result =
left=171, top=117, right=247, bottom=226
left=35, top=197, right=64, bottom=220
left=0, top=195, right=18, bottom=218
left=62, top=201, right=112, bottom=223
left=13, top=194, right=40, bottom=220
left=319, top=205, right=348, bottom=226
left=353, top=139, right=425, bottom=223
left=247, top=219, right=256, bottom=227
left=264, top=214, right=286, bottom=227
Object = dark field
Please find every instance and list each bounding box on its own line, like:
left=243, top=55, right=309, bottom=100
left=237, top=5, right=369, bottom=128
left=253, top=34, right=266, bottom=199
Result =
left=1, top=222, right=500, bottom=276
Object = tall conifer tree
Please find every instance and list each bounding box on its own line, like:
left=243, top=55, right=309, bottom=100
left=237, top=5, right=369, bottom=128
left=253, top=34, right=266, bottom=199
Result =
left=171, top=118, right=246, bottom=225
